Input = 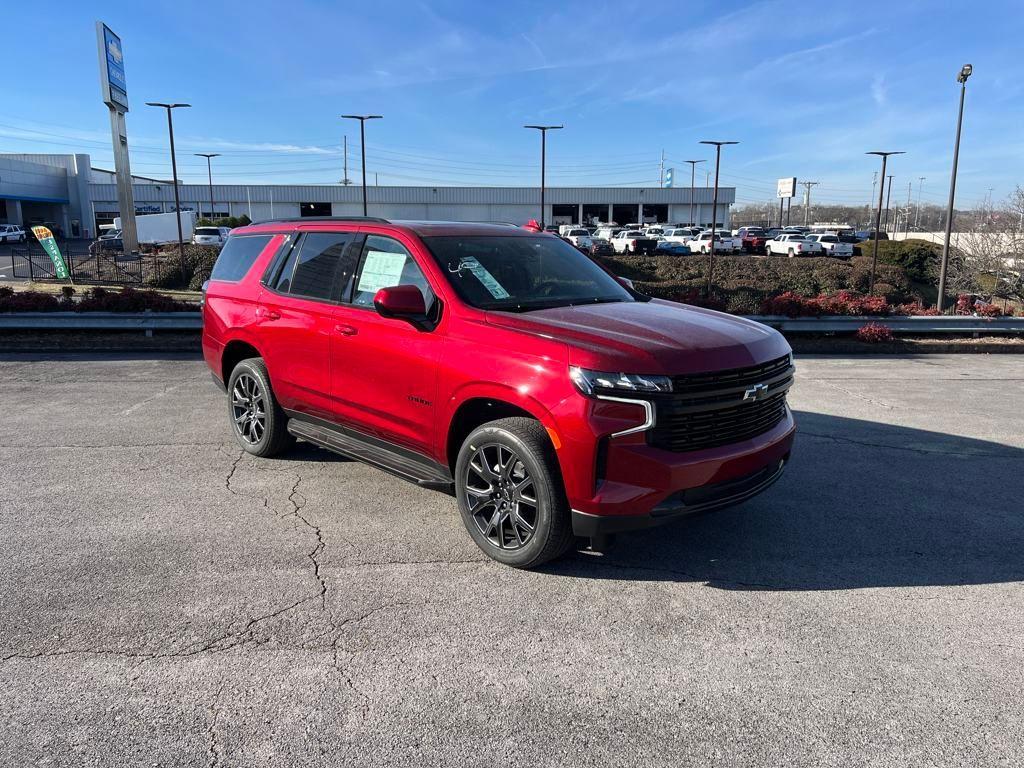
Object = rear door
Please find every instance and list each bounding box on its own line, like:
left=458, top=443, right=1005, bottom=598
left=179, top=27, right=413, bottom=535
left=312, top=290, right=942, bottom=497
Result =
left=329, top=231, right=443, bottom=455
left=256, top=229, right=359, bottom=420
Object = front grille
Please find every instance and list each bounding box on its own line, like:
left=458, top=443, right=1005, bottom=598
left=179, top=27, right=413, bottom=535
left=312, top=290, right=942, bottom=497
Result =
left=649, top=355, right=793, bottom=452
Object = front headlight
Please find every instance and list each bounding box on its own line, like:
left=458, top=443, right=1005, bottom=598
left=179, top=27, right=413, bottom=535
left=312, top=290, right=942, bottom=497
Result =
left=569, top=366, right=673, bottom=396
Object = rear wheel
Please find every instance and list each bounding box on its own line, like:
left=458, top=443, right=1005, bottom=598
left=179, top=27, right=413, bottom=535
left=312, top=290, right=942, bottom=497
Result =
left=455, top=417, right=574, bottom=568
left=787, top=248, right=795, bottom=258
left=227, top=358, right=294, bottom=457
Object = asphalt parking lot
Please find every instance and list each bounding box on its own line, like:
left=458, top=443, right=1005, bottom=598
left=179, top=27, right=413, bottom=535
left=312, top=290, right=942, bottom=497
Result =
left=1, top=353, right=1022, bottom=766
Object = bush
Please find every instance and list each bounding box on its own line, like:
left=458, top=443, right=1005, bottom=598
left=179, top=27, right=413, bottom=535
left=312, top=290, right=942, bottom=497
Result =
left=857, top=239, right=940, bottom=282
left=0, top=286, right=193, bottom=313
left=855, top=322, right=895, bottom=343
left=144, top=244, right=220, bottom=290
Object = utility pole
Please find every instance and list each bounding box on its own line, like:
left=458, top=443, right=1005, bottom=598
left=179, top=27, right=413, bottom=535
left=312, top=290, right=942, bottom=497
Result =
left=341, top=135, right=352, bottom=185
left=915, top=177, right=925, bottom=227
left=871, top=171, right=878, bottom=209
left=800, top=181, right=819, bottom=227
left=659, top=149, right=665, bottom=188
left=683, top=160, right=705, bottom=226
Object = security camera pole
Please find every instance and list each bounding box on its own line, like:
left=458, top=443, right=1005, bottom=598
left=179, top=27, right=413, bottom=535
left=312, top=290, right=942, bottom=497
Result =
left=524, top=125, right=563, bottom=229
left=195, top=153, right=220, bottom=223
left=683, top=160, right=705, bottom=227
left=937, top=64, right=973, bottom=313
left=699, top=140, right=738, bottom=295
left=865, top=151, right=905, bottom=294
left=146, top=102, right=191, bottom=278
left=341, top=115, right=382, bottom=216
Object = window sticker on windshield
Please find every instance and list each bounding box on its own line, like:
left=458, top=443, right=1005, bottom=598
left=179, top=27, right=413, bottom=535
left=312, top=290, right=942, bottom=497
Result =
left=454, top=256, right=510, bottom=299
left=357, top=250, right=407, bottom=294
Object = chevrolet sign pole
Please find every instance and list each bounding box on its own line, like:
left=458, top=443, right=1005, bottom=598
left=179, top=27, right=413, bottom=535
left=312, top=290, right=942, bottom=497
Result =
left=96, top=22, right=138, bottom=253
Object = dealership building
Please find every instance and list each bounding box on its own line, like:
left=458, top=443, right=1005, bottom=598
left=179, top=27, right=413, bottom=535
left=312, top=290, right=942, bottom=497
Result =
left=2, top=153, right=736, bottom=238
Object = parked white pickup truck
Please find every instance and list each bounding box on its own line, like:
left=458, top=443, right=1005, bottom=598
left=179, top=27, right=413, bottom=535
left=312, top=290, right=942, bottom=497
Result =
left=562, top=227, right=593, bottom=250
left=704, top=230, right=741, bottom=253
left=765, top=233, right=824, bottom=257
left=688, top=232, right=729, bottom=254
left=805, top=233, right=854, bottom=258
left=610, top=230, right=658, bottom=254
left=662, top=227, right=700, bottom=244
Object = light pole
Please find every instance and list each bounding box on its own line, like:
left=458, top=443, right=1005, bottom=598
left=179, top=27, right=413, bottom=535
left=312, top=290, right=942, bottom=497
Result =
left=524, top=125, right=563, bottom=229
left=866, top=151, right=905, bottom=294
left=937, top=65, right=973, bottom=312
left=699, top=140, right=738, bottom=295
left=146, top=102, right=191, bottom=277
left=683, top=159, right=705, bottom=226
left=194, top=153, right=220, bottom=223
left=341, top=115, right=382, bottom=216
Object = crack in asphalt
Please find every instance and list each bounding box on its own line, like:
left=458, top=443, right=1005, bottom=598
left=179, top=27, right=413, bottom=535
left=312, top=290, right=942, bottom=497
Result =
left=813, top=380, right=896, bottom=410
left=206, top=682, right=226, bottom=768
left=287, top=475, right=328, bottom=609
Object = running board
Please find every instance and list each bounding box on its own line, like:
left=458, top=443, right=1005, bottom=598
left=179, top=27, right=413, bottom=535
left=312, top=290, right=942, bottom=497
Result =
left=285, top=414, right=454, bottom=493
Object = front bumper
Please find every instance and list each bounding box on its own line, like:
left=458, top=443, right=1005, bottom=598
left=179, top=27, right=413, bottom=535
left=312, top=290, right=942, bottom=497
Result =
left=571, top=453, right=789, bottom=536
left=555, top=397, right=796, bottom=537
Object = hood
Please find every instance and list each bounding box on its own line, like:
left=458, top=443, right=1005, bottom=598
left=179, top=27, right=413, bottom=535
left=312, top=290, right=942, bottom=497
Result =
left=484, top=299, right=789, bottom=374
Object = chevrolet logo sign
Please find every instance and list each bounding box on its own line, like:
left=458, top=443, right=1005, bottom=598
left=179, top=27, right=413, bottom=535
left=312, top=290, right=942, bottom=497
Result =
left=743, top=383, right=771, bottom=402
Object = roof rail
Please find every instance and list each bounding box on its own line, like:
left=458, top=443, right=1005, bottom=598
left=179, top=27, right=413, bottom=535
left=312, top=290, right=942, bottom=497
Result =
left=261, top=216, right=390, bottom=224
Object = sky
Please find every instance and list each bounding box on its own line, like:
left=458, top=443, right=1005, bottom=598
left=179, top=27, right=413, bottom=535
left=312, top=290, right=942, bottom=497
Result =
left=2, top=0, right=1022, bottom=210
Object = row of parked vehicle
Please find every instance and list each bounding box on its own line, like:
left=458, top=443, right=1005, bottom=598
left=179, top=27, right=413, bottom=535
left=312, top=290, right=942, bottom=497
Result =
left=89, top=224, right=233, bottom=255
left=552, top=222, right=861, bottom=260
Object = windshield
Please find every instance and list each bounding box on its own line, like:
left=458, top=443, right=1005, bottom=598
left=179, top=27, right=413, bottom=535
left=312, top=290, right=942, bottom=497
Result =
left=423, top=235, right=634, bottom=312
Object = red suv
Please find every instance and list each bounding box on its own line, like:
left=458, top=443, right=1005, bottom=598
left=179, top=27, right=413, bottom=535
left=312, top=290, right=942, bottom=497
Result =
left=203, top=218, right=796, bottom=568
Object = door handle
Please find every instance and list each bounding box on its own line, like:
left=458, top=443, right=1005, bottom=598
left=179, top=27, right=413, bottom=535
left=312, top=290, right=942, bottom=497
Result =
left=256, top=307, right=281, bottom=321
left=334, top=324, right=358, bottom=336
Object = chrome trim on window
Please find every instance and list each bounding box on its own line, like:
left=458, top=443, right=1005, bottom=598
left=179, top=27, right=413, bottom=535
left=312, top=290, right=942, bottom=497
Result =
left=596, top=394, right=656, bottom=438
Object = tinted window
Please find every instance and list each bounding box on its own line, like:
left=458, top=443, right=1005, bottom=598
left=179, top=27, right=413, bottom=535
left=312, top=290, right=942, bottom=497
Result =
left=210, top=235, right=273, bottom=282
left=270, top=238, right=300, bottom=293
left=351, top=235, right=434, bottom=310
left=196, top=227, right=221, bottom=235
left=290, top=232, right=355, bottom=301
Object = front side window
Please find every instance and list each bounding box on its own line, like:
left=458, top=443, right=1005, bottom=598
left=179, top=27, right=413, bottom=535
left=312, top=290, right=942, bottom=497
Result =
left=424, top=234, right=634, bottom=312
left=351, top=235, right=434, bottom=310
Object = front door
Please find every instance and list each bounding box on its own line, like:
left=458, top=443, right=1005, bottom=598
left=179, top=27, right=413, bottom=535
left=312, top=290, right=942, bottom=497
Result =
left=330, top=232, right=443, bottom=456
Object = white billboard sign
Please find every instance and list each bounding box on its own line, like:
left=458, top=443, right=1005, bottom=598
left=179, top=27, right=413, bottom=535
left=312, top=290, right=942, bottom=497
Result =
left=777, top=177, right=797, bottom=198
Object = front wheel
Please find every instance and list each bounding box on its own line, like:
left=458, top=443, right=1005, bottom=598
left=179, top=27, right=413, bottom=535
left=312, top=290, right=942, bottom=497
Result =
left=455, top=417, right=574, bottom=568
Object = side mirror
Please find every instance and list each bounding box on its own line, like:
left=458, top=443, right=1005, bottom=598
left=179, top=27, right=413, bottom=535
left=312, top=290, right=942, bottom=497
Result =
left=373, top=284, right=426, bottom=319
left=616, top=276, right=635, bottom=290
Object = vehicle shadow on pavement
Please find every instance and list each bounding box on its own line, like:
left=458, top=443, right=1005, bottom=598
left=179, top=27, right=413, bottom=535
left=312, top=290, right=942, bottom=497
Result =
left=550, top=410, right=1024, bottom=591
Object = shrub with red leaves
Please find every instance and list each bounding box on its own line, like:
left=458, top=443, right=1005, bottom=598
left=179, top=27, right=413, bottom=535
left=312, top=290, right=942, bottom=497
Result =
left=955, top=294, right=974, bottom=314
left=760, top=291, right=816, bottom=317
left=974, top=302, right=1003, bottom=318
left=894, top=302, right=940, bottom=316
left=855, top=322, right=895, bottom=343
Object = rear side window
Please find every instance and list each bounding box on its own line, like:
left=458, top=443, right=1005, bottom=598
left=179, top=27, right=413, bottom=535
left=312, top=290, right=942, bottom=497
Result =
left=288, top=232, right=356, bottom=301
left=210, top=235, right=273, bottom=282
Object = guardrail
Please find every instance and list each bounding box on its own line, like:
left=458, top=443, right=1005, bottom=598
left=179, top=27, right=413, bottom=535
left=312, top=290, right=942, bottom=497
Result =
left=0, top=312, right=1020, bottom=335
left=749, top=315, right=1024, bottom=334
left=0, top=311, right=202, bottom=335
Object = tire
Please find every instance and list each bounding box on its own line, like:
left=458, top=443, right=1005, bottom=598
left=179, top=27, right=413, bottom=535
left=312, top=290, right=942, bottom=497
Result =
left=787, top=249, right=795, bottom=258
left=226, top=357, right=294, bottom=457
left=455, top=417, right=574, bottom=568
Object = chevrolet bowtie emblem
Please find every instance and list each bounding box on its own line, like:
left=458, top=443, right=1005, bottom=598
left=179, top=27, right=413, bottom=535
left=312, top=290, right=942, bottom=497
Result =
left=743, top=383, right=770, bottom=402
